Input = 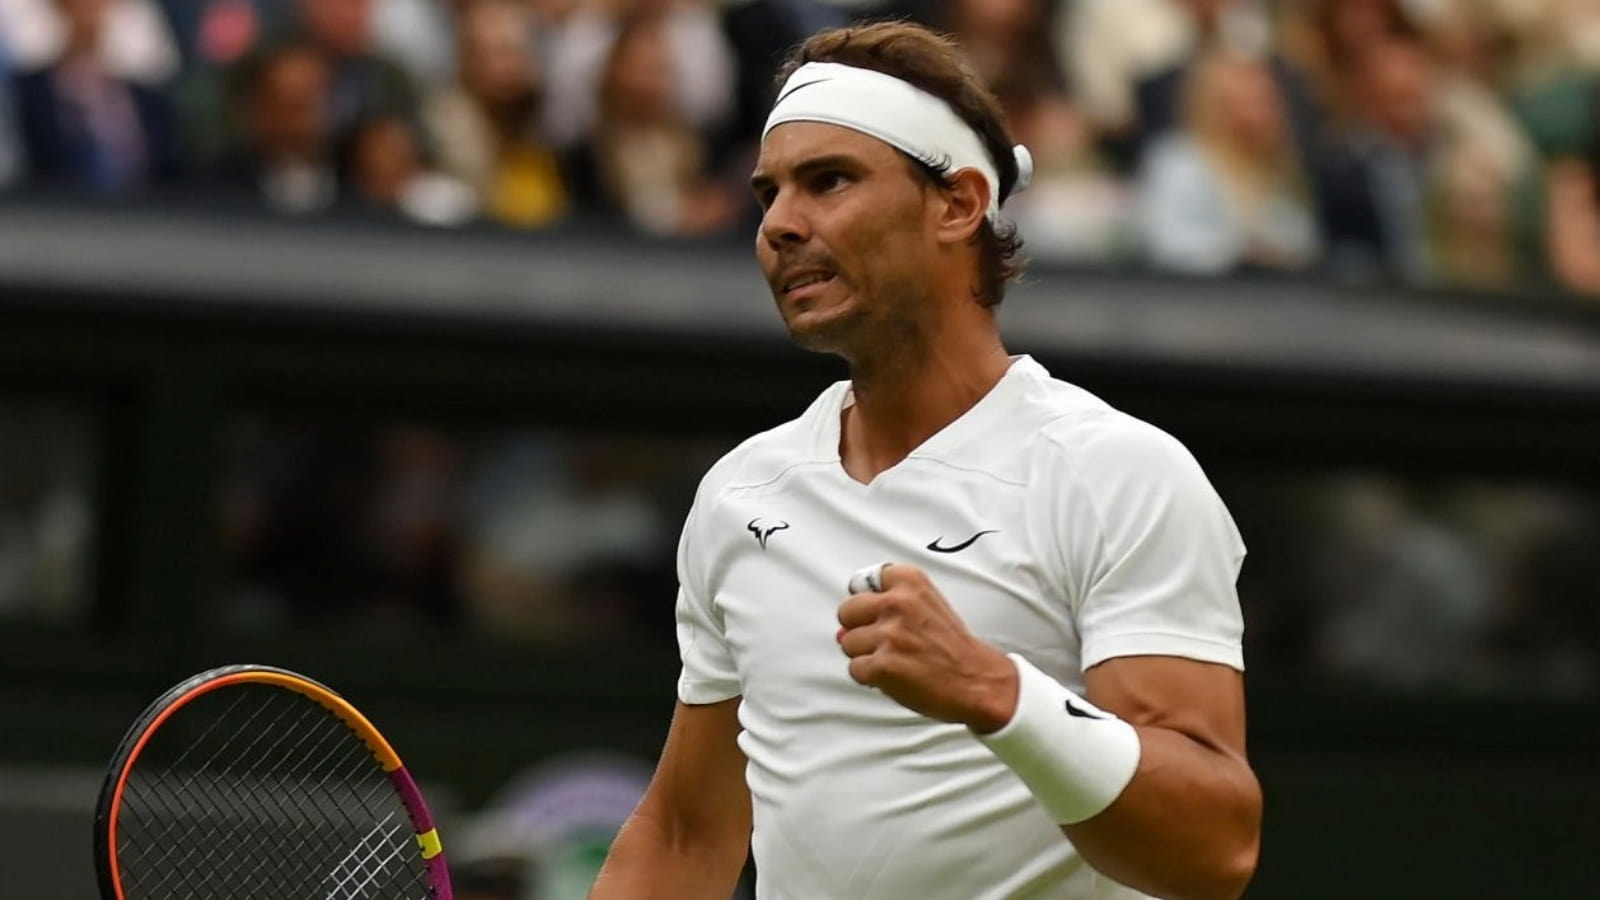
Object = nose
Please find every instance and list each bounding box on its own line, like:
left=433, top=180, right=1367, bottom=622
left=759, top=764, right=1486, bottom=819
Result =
left=760, top=189, right=809, bottom=250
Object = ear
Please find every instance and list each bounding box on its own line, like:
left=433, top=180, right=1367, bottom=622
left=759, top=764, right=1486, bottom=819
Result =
left=932, top=168, right=991, bottom=246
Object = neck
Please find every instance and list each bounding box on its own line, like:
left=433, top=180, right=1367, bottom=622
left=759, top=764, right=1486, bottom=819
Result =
left=839, top=306, right=1010, bottom=484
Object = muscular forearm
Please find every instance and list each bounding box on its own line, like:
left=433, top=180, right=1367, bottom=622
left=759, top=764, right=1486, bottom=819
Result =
left=589, top=809, right=748, bottom=900
left=1062, top=726, right=1261, bottom=900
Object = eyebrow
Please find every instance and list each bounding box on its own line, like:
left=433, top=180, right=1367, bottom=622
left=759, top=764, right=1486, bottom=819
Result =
left=749, top=154, right=864, bottom=194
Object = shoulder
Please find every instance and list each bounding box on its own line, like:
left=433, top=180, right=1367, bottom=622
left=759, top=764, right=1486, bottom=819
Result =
left=1026, top=386, right=1207, bottom=501
left=691, top=380, right=847, bottom=508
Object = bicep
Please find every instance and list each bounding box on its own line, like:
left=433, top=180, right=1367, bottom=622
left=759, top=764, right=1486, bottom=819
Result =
left=638, top=698, right=751, bottom=845
left=1083, top=655, right=1247, bottom=757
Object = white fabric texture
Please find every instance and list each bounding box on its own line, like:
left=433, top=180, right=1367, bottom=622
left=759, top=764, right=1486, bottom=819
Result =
left=977, top=653, right=1141, bottom=825
left=674, top=356, right=1245, bottom=899
left=763, top=61, right=1032, bottom=221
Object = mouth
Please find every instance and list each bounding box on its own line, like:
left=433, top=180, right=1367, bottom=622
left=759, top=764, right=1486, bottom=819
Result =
left=779, top=270, right=837, bottom=297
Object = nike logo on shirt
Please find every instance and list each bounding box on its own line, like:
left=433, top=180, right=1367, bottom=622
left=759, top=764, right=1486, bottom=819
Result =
left=926, top=530, right=998, bottom=553
left=1064, top=698, right=1106, bottom=720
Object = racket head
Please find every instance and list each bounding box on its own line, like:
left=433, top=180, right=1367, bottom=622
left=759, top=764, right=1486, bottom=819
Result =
left=94, top=664, right=452, bottom=900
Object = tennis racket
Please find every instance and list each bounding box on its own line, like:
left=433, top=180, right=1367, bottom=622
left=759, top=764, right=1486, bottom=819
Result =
left=94, top=663, right=453, bottom=899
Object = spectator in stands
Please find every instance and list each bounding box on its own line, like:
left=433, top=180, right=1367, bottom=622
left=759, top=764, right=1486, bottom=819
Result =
left=371, top=0, right=457, bottom=89
left=720, top=0, right=851, bottom=153
left=994, top=74, right=1134, bottom=265
left=0, top=0, right=179, bottom=86
left=1311, top=476, right=1494, bottom=692
left=536, top=0, right=735, bottom=152
left=1284, top=0, right=1416, bottom=115
left=1317, top=37, right=1535, bottom=287
left=1139, top=49, right=1318, bottom=274
left=943, top=0, right=1118, bottom=259
left=1546, top=153, right=1600, bottom=296
left=426, top=0, right=567, bottom=228
left=340, top=113, right=476, bottom=225
left=292, top=0, right=419, bottom=140
left=0, top=42, right=22, bottom=187
left=569, top=12, right=739, bottom=237
left=1128, top=0, right=1320, bottom=170
left=1057, top=0, right=1275, bottom=154
left=1314, top=37, right=1435, bottom=281
left=215, top=42, right=337, bottom=213
left=940, top=0, right=1059, bottom=94
left=162, top=0, right=270, bottom=72
left=10, top=0, right=177, bottom=193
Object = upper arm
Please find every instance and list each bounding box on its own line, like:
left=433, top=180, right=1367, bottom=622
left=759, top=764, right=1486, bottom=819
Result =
left=1047, top=419, right=1246, bottom=673
left=636, top=698, right=752, bottom=850
left=1083, top=656, right=1247, bottom=759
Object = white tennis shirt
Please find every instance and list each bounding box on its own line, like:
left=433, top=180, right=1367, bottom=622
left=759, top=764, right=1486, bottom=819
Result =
left=674, top=356, right=1245, bottom=899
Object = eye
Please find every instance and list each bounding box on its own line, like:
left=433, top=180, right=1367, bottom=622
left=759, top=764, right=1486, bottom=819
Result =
left=755, top=186, right=777, bottom=210
left=812, top=171, right=849, bottom=193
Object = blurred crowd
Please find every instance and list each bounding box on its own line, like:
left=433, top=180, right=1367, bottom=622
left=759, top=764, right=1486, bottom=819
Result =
left=4, top=0, right=1600, bottom=294
left=211, top=417, right=1600, bottom=700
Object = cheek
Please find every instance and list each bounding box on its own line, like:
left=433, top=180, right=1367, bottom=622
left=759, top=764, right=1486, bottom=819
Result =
left=836, top=199, right=927, bottom=286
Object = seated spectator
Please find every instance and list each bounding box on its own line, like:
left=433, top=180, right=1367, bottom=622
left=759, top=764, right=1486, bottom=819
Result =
left=371, top=0, right=456, bottom=89
left=426, top=0, right=567, bottom=228
left=536, top=0, right=735, bottom=151
left=1131, top=0, right=1320, bottom=166
left=720, top=0, right=851, bottom=153
left=1138, top=50, right=1318, bottom=274
left=1057, top=0, right=1272, bottom=149
left=0, top=0, right=178, bottom=86
left=568, top=13, right=740, bottom=237
left=996, top=76, right=1134, bottom=265
left=1546, top=154, right=1600, bottom=297
left=214, top=42, right=337, bottom=213
left=293, top=0, right=419, bottom=140
left=340, top=114, right=476, bottom=225
left=1055, top=0, right=1194, bottom=138
left=0, top=43, right=21, bottom=187
left=1282, top=0, right=1416, bottom=116
left=940, top=0, right=1060, bottom=94
left=1316, top=37, right=1536, bottom=287
left=162, top=0, right=270, bottom=72
left=10, top=0, right=177, bottom=193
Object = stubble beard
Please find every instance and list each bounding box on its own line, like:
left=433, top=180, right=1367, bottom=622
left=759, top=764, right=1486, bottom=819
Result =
left=784, top=284, right=929, bottom=379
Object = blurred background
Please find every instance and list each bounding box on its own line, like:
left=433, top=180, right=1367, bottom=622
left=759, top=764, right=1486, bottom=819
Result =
left=1, top=0, right=1599, bottom=897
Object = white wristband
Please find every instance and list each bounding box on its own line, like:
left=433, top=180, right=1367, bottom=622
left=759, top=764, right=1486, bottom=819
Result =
left=976, top=653, right=1141, bottom=825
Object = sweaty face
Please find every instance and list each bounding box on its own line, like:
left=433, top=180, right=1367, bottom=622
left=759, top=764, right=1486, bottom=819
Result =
left=751, top=123, right=940, bottom=354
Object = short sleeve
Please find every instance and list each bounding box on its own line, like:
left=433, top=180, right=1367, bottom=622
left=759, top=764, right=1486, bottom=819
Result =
left=674, top=491, right=742, bottom=704
left=1045, top=417, right=1246, bottom=672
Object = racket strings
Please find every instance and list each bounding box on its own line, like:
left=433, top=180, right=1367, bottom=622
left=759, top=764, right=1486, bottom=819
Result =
left=114, top=684, right=433, bottom=899
left=123, top=694, right=324, bottom=881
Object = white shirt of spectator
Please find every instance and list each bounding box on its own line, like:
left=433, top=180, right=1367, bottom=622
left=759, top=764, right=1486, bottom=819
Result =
left=675, top=356, right=1246, bottom=900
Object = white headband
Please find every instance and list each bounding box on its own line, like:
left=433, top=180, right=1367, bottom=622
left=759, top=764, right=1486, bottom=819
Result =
left=762, top=61, right=1033, bottom=222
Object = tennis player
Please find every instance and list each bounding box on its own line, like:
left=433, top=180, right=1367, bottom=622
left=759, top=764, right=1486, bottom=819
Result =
left=591, top=21, right=1261, bottom=900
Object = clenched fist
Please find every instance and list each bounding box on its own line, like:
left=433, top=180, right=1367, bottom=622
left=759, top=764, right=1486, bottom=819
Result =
left=836, top=563, right=1019, bottom=733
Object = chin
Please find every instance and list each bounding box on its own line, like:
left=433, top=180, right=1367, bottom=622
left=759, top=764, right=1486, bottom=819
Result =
left=782, top=306, right=860, bottom=354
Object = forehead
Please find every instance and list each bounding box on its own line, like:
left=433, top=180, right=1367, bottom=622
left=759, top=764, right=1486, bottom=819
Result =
left=754, top=122, right=906, bottom=176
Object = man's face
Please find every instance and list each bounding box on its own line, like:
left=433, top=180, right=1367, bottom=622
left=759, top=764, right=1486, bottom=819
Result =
left=1361, top=41, right=1433, bottom=147
left=750, top=123, right=940, bottom=354
left=252, top=51, right=329, bottom=159
left=300, top=0, right=371, bottom=58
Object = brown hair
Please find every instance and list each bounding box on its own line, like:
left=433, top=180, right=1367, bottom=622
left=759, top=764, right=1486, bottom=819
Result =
left=774, top=21, right=1024, bottom=308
